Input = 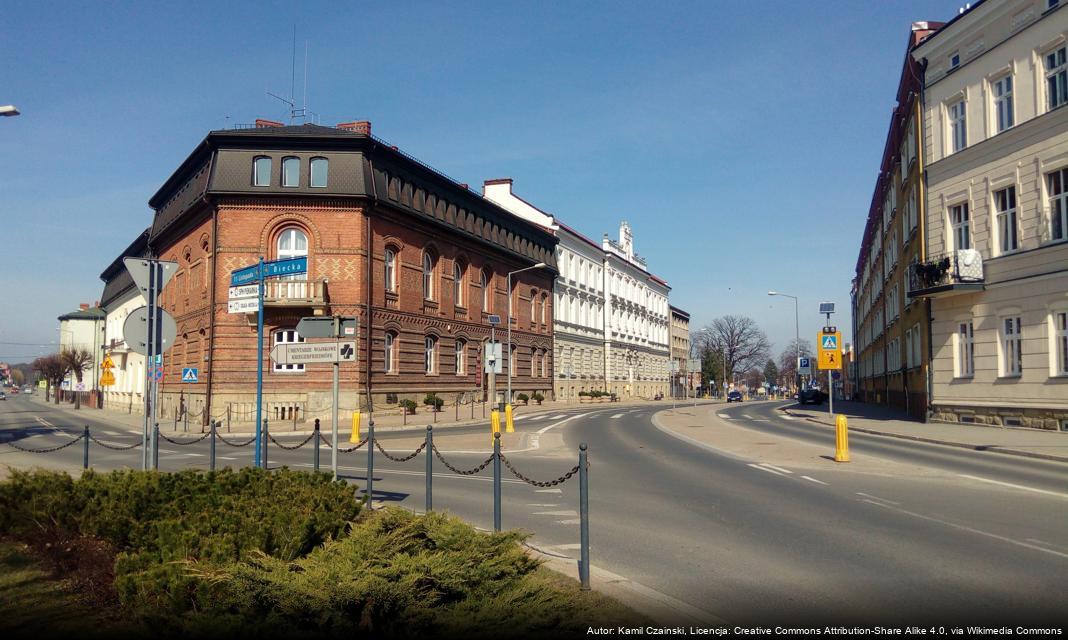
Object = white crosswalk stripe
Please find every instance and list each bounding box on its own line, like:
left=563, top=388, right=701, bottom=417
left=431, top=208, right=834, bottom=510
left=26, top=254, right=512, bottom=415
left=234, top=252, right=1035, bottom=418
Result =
left=610, top=413, right=625, bottom=419
left=533, top=510, right=579, bottom=517
left=536, top=488, right=562, bottom=494
left=557, top=518, right=581, bottom=525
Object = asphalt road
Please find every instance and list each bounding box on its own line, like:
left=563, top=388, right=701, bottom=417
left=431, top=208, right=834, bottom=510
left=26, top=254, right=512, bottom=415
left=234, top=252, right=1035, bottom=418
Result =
left=2, top=394, right=1066, bottom=626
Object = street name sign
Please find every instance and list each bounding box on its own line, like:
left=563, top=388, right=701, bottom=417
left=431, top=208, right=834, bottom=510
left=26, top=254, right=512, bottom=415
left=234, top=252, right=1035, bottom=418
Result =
left=228, top=284, right=259, bottom=299
left=270, top=341, right=357, bottom=365
left=123, top=306, right=177, bottom=356
left=296, top=316, right=358, bottom=339
left=230, top=256, right=308, bottom=286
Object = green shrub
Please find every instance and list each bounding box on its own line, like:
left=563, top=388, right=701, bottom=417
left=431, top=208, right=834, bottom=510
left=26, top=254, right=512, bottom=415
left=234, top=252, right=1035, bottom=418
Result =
left=423, top=393, right=444, bottom=410
left=399, top=399, right=418, bottom=413
left=531, top=392, right=544, bottom=404
left=577, top=391, right=588, bottom=397
left=516, top=393, right=529, bottom=404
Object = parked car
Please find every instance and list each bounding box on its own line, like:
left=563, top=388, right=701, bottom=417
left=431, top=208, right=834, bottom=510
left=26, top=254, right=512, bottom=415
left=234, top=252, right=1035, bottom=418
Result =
left=798, top=388, right=825, bottom=405
left=0, top=391, right=6, bottom=401
left=726, top=390, right=743, bottom=403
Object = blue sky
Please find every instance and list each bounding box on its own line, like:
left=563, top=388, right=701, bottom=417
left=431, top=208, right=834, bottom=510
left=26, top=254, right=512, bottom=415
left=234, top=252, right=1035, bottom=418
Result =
left=0, top=0, right=966, bottom=364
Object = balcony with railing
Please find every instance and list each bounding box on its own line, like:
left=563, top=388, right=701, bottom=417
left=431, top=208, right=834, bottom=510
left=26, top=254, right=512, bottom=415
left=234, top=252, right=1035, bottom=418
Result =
left=907, top=250, right=985, bottom=298
left=263, top=279, right=329, bottom=309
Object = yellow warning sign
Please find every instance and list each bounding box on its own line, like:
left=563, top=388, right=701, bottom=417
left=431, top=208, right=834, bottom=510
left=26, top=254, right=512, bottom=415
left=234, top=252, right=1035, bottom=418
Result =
left=100, top=370, right=116, bottom=386
left=817, top=331, right=842, bottom=370
left=101, top=355, right=115, bottom=370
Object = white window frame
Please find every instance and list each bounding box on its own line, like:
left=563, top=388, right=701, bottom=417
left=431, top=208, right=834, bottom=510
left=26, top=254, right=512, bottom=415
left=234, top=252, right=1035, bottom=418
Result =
left=384, top=332, right=396, bottom=373
left=422, top=252, right=434, bottom=301
left=282, top=156, right=300, bottom=188
left=453, top=262, right=464, bottom=307
left=950, top=203, right=971, bottom=250
left=481, top=270, right=490, bottom=311
left=273, top=329, right=305, bottom=373
left=992, top=75, right=1014, bottom=133
left=253, top=156, right=271, bottom=187
left=384, top=248, right=397, bottom=292
left=1000, top=316, right=1023, bottom=377
left=993, top=186, right=1018, bottom=255
left=1048, top=167, right=1068, bottom=242
left=949, top=99, right=967, bottom=153
left=1051, top=310, right=1068, bottom=377
left=956, top=320, right=974, bottom=378
left=424, top=335, right=437, bottom=375
left=455, top=339, right=466, bottom=376
left=310, top=157, right=328, bottom=188
left=1045, top=45, right=1067, bottom=112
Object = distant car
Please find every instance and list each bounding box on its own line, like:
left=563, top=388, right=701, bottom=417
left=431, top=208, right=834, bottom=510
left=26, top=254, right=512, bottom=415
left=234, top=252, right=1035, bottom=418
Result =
left=726, top=390, right=743, bottom=403
left=798, top=388, right=825, bottom=405
left=9, top=387, right=17, bottom=395
left=0, top=392, right=6, bottom=401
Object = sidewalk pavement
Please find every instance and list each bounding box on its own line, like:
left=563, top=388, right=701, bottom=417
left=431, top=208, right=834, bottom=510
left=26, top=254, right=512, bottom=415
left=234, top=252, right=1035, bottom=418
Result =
left=782, top=400, right=1068, bottom=463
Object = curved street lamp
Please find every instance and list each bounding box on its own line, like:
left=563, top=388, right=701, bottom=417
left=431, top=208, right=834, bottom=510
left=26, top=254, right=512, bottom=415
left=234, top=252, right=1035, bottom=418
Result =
left=768, top=291, right=801, bottom=395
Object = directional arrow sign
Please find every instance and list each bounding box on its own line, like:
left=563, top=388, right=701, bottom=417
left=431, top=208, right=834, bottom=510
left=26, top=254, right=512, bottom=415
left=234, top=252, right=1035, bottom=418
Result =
left=124, top=258, right=178, bottom=303
left=228, top=297, right=261, bottom=314
left=228, top=284, right=259, bottom=300
left=270, top=341, right=357, bottom=365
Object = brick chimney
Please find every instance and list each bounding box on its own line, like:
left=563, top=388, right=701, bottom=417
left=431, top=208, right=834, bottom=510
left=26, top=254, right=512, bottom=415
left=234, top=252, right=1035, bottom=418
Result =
left=255, top=118, right=284, bottom=128
left=79, top=303, right=90, bottom=310
left=336, top=120, right=371, bottom=135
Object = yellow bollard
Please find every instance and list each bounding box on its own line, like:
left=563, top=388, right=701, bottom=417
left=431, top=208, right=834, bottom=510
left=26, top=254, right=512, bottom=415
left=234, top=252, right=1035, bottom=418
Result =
left=505, top=403, right=514, bottom=433
left=350, top=411, right=361, bottom=443
left=834, top=414, right=850, bottom=463
left=490, top=410, right=501, bottom=443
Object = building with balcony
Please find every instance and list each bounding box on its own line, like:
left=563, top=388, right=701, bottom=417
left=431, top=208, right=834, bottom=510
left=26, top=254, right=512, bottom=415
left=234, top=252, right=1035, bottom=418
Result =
left=911, top=0, right=1068, bottom=429
left=98, top=228, right=150, bottom=414
left=669, top=306, right=691, bottom=398
left=853, top=21, right=942, bottom=421
left=145, top=120, right=557, bottom=424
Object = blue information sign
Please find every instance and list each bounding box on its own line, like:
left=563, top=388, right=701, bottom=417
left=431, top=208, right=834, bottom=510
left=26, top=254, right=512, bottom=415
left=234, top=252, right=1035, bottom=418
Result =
left=181, top=368, right=199, bottom=383
left=230, top=256, right=307, bottom=286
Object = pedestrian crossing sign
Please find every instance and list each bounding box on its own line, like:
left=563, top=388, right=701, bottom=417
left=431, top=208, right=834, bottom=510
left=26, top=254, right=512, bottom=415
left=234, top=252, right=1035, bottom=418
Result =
left=817, top=331, right=843, bottom=371
left=181, top=367, right=199, bottom=383
left=821, top=335, right=838, bottom=350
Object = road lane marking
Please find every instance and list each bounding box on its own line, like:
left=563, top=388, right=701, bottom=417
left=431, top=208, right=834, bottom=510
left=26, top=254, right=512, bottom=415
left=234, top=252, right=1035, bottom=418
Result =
left=748, top=463, right=786, bottom=477
left=801, top=475, right=828, bottom=485
left=780, top=416, right=798, bottom=420
left=759, top=463, right=792, bottom=475
left=557, top=518, right=581, bottom=525
left=536, top=488, right=562, bottom=494
left=717, top=413, right=731, bottom=419
left=861, top=499, right=1068, bottom=560
left=958, top=474, right=1068, bottom=500
left=610, top=413, right=625, bottom=419
left=526, top=503, right=560, bottom=507
left=533, top=510, right=578, bottom=517
left=529, top=415, right=548, bottom=421
left=856, top=492, right=899, bottom=505
left=550, top=414, right=567, bottom=420
left=741, top=414, right=754, bottom=420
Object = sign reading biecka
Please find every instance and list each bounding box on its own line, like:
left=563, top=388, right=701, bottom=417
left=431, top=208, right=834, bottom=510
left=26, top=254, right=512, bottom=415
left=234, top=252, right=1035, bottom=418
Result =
left=270, top=341, right=357, bottom=365
left=230, top=256, right=308, bottom=286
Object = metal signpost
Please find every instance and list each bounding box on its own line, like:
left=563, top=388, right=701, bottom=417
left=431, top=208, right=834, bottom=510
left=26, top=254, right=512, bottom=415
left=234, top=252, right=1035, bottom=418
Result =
left=123, top=257, right=178, bottom=470
left=486, top=315, right=501, bottom=409
left=229, top=256, right=308, bottom=468
left=817, top=302, right=841, bottom=417
left=290, top=315, right=358, bottom=480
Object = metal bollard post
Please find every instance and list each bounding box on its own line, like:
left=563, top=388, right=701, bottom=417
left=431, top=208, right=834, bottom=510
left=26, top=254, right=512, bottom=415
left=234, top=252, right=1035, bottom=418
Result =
left=82, top=425, right=90, bottom=470
left=209, top=420, right=217, bottom=472
left=835, top=415, right=850, bottom=463
left=184, top=409, right=188, bottom=432
left=493, top=431, right=502, bottom=532
left=425, top=425, right=433, bottom=513
left=227, top=404, right=231, bottom=432
left=366, top=420, right=375, bottom=502
left=262, top=418, right=269, bottom=470
left=313, top=418, right=321, bottom=473
left=152, top=423, right=159, bottom=470
left=579, top=442, right=590, bottom=590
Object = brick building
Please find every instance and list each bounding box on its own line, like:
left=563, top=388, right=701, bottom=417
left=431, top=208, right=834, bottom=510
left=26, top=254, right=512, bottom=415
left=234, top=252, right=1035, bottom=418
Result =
left=146, top=120, right=557, bottom=424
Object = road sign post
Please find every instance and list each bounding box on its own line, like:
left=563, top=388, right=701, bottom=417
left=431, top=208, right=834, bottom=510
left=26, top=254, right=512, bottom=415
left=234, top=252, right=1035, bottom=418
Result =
left=817, top=302, right=842, bottom=417
left=255, top=257, right=265, bottom=468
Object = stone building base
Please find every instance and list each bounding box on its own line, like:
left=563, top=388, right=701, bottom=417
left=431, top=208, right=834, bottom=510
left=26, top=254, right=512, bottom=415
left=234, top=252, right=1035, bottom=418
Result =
left=930, top=405, right=1068, bottom=431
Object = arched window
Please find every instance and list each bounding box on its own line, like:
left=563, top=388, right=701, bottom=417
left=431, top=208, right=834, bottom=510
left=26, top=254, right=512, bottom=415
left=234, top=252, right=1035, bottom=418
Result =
left=455, top=339, right=466, bottom=375
left=530, top=347, right=536, bottom=377
left=273, top=329, right=305, bottom=372
left=384, top=247, right=397, bottom=292
left=530, top=289, right=537, bottom=323
left=310, top=157, right=328, bottom=188
left=422, top=252, right=435, bottom=301
left=541, top=349, right=548, bottom=378
left=253, top=156, right=272, bottom=186
left=424, top=336, right=437, bottom=374
left=541, top=293, right=548, bottom=325
left=481, top=269, right=492, bottom=312
left=282, top=156, right=299, bottom=187
left=384, top=332, right=397, bottom=373
left=453, top=261, right=465, bottom=307
left=276, top=227, right=308, bottom=298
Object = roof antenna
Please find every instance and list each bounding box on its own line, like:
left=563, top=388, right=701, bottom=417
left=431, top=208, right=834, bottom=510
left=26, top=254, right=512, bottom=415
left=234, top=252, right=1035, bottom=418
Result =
left=267, top=26, right=317, bottom=124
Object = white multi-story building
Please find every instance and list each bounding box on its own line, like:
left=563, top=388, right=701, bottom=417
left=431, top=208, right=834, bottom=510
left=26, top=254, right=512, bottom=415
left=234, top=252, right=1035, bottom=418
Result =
left=484, top=180, right=671, bottom=400
left=57, top=304, right=105, bottom=400
left=98, top=230, right=149, bottom=413
left=603, top=222, right=671, bottom=399
left=910, top=0, right=1068, bottom=429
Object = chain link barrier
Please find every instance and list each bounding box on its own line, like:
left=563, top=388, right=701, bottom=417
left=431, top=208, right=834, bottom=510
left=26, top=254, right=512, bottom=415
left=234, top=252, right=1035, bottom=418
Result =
left=373, top=438, right=427, bottom=462
left=158, top=431, right=211, bottom=446
left=431, top=443, right=495, bottom=476
left=87, top=433, right=143, bottom=451
left=267, top=432, right=316, bottom=451
left=499, top=452, right=581, bottom=488
left=316, top=433, right=368, bottom=452
left=216, top=433, right=257, bottom=447
left=5, top=434, right=87, bottom=454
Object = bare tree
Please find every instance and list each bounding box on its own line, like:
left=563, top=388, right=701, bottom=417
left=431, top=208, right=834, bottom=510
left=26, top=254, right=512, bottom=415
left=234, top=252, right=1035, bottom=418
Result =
left=33, top=354, right=68, bottom=403
left=778, top=338, right=814, bottom=388
left=692, top=315, right=771, bottom=386
left=60, top=348, right=94, bottom=409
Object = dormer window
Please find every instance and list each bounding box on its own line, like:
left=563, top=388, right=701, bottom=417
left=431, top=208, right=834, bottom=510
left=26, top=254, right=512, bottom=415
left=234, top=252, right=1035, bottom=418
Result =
left=282, top=157, right=299, bottom=187
left=310, top=157, right=328, bottom=188
left=253, top=156, right=272, bottom=187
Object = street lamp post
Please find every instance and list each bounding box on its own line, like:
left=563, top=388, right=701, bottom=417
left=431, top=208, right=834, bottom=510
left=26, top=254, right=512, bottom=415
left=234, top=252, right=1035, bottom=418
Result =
left=506, top=262, right=547, bottom=408
left=768, top=291, right=800, bottom=396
